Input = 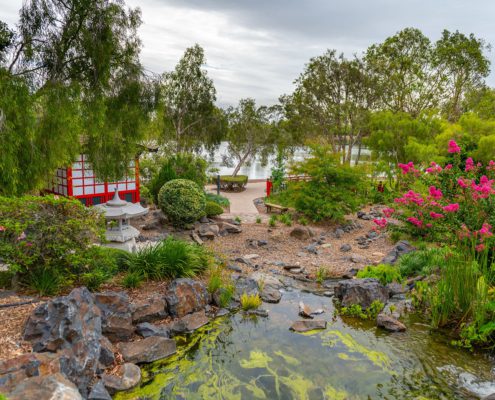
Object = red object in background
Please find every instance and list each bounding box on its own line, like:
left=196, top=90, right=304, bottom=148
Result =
left=46, top=154, right=141, bottom=206
left=266, top=179, right=273, bottom=197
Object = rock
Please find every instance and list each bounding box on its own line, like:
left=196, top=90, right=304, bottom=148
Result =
left=220, top=222, right=242, bottom=234
left=290, top=320, right=327, bottom=332
left=88, top=380, right=112, bottom=400
left=191, top=232, right=204, bottom=245
left=234, top=257, right=253, bottom=267
left=170, top=310, right=209, bottom=333
left=334, top=278, right=389, bottom=308
left=227, top=264, right=242, bottom=273
left=243, top=254, right=260, bottom=260
left=257, top=240, right=268, bottom=247
left=250, top=272, right=284, bottom=289
left=372, top=252, right=385, bottom=258
left=386, top=282, right=408, bottom=296
left=341, top=268, right=359, bottom=279
left=99, top=336, right=115, bottom=367
left=22, top=287, right=102, bottom=397
left=298, top=302, right=314, bottom=318
left=367, top=230, right=378, bottom=239
left=297, top=252, right=306, bottom=257
left=94, top=291, right=134, bottom=342
left=321, top=243, right=332, bottom=249
left=260, top=285, right=281, bottom=303
left=117, top=336, right=176, bottom=364
left=290, top=226, right=314, bottom=240
left=131, top=297, right=168, bottom=324
left=340, top=244, right=352, bottom=252
left=198, top=223, right=219, bottom=238
left=199, top=215, right=209, bottom=223
left=246, top=309, right=269, bottom=317
left=376, top=314, right=406, bottom=332
left=381, top=298, right=414, bottom=319
left=141, top=220, right=161, bottom=231
left=246, top=239, right=259, bottom=248
left=102, top=363, right=141, bottom=394
left=5, top=373, right=83, bottom=400
left=164, top=278, right=210, bottom=318
left=283, top=264, right=301, bottom=271
left=304, top=243, right=319, bottom=255
left=136, top=322, right=170, bottom=338
left=382, top=240, right=415, bottom=264
left=233, top=277, right=259, bottom=301
left=350, top=253, right=368, bottom=264
left=334, top=228, right=345, bottom=239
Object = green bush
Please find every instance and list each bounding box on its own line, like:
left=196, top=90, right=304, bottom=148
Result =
left=397, top=247, right=452, bottom=277
left=121, top=236, right=211, bottom=280
left=205, top=201, right=224, bottom=217
left=219, top=175, right=248, bottom=191
left=149, top=153, right=207, bottom=203
left=0, top=195, right=105, bottom=295
left=339, top=300, right=384, bottom=320
left=158, top=179, right=206, bottom=227
left=356, top=264, right=402, bottom=285
left=205, top=193, right=230, bottom=207
left=121, top=271, right=144, bottom=288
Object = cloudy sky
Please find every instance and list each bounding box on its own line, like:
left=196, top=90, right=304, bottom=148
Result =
left=2, top=0, right=494, bottom=106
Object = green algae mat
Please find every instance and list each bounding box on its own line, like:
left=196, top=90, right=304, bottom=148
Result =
left=115, top=290, right=494, bottom=399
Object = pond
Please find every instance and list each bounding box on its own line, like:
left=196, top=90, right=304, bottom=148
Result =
left=115, top=287, right=495, bottom=400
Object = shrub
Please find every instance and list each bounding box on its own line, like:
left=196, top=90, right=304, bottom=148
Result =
left=121, top=271, right=144, bottom=288
left=356, top=264, right=402, bottom=285
left=315, top=266, right=327, bottom=284
left=397, top=247, right=452, bottom=277
left=339, top=300, right=384, bottom=320
left=149, top=153, right=207, bottom=203
left=158, top=179, right=206, bottom=227
left=255, top=216, right=262, bottom=224
left=268, top=215, right=277, bottom=228
left=279, top=213, right=292, bottom=226
left=240, top=292, right=262, bottom=310
left=205, top=201, right=223, bottom=217
left=121, top=236, right=211, bottom=280
left=298, top=216, right=309, bottom=226
left=218, top=285, right=235, bottom=308
left=205, top=193, right=230, bottom=207
left=0, top=195, right=105, bottom=294
left=219, top=175, right=248, bottom=191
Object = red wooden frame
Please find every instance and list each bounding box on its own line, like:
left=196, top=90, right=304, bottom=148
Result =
left=47, top=155, right=141, bottom=206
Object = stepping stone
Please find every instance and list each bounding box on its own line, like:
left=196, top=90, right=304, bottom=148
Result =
left=290, top=320, right=327, bottom=332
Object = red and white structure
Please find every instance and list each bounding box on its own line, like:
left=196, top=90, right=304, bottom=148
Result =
left=47, top=154, right=140, bottom=206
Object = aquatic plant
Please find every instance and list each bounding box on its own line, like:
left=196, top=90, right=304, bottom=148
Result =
left=315, top=266, right=327, bottom=284
left=240, top=292, right=262, bottom=310
left=338, top=300, right=384, bottom=321
left=356, top=264, right=402, bottom=285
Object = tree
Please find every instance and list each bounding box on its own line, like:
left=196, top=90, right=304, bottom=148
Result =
left=434, top=30, right=490, bottom=122
left=161, top=44, right=219, bottom=152
left=0, top=21, right=13, bottom=63
left=1, top=0, right=155, bottom=194
left=365, top=28, right=444, bottom=117
left=285, top=50, right=376, bottom=164
left=223, top=98, right=274, bottom=177
left=463, top=86, right=495, bottom=120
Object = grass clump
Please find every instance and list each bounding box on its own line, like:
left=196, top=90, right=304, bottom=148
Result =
left=356, top=264, right=402, bottom=285
left=234, top=216, right=242, bottom=224
left=256, top=216, right=262, bottom=224
left=121, top=271, right=144, bottom=288
left=240, top=292, right=262, bottom=311
left=397, top=247, right=451, bottom=277
left=279, top=213, right=292, bottom=226
left=121, top=237, right=211, bottom=281
left=316, top=266, right=327, bottom=284
left=339, top=300, right=384, bottom=320
left=268, top=215, right=277, bottom=228
left=205, top=193, right=230, bottom=207
left=298, top=216, right=309, bottom=226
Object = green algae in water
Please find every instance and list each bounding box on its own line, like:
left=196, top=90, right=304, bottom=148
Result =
left=114, top=290, right=495, bottom=400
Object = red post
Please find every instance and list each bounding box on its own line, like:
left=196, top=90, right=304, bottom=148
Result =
left=266, top=178, right=272, bottom=197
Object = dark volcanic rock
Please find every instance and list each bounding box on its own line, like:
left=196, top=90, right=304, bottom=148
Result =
left=94, top=291, right=134, bottom=342
left=382, top=240, right=415, bottom=264
left=260, top=285, right=282, bottom=303
left=289, top=320, right=327, bottom=332
left=131, top=297, right=168, bottom=324
left=340, top=244, right=352, bottom=252
left=168, top=310, right=209, bottom=334
left=335, top=278, right=389, bottom=308
left=136, top=322, right=170, bottom=338
left=98, top=336, right=115, bottom=368
left=117, top=336, right=176, bottom=364
left=376, top=314, right=406, bottom=332
left=5, top=373, right=83, bottom=400
left=164, top=278, right=210, bottom=318
left=102, top=363, right=141, bottom=395
left=88, top=380, right=112, bottom=400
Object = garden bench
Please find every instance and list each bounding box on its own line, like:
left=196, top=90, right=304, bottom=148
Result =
left=265, top=202, right=289, bottom=214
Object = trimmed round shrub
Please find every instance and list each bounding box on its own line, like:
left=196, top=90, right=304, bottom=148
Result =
left=205, top=201, right=223, bottom=217
left=158, top=179, right=206, bottom=226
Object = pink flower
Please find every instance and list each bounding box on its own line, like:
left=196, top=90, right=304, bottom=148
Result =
left=448, top=140, right=461, bottom=154
left=426, top=162, right=442, bottom=174
left=445, top=164, right=453, bottom=170
left=459, top=224, right=471, bottom=239
left=457, top=178, right=469, bottom=188
left=407, top=217, right=423, bottom=228
left=477, top=223, right=493, bottom=239
left=398, top=161, right=417, bottom=175
left=428, top=186, right=443, bottom=199
left=443, top=203, right=459, bottom=213
left=426, top=223, right=433, bottom=228
left=430, top=212, right=444, bottom=219
left=25, top=242, right=33, bottom=247
left=0, top=226, right=5, bottom=232
left=17, top=232, right=26, bottom=241
left=488, top=160, right=495, bottom=171
left=465, top=157, right=475, bottom=172
left=476, top=244, right=486, bottom=252
left=373, top=218, right=388, bottom=228
left=53, top=195, right=59, bottom=200
left=382, top=207, right=395, bottom=218
left=395, top=190, right=424, bottom=206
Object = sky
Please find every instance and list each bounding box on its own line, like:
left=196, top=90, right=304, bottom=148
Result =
left=2, top=0, right=495, bottom=107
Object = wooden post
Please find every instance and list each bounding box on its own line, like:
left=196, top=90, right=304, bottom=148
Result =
left=216, top=174, right=220, bottom=195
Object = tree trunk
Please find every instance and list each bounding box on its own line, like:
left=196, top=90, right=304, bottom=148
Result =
left=232, top=151, right=251, bottom=177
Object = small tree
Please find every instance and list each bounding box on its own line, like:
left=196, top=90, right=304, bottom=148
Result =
left=223, top=98, right=274, bottom=177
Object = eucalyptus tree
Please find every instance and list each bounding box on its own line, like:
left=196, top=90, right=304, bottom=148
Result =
left=284, top=50, right=376, bottom=164
left=161, top=44, right=220, bottom=152
left=1, top=0, right=155, bottom=195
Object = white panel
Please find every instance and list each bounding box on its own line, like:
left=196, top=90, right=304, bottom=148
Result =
left=82, top=154, right=88, bottom=161
left=128, top=182, right=136, bottom=190
left=95, top=185, right=105, bottom=194
left=73, top=178, right=83, bottom=186
left=118, top=183, right=126, bottom=191
left=74, top=187, right=83, bottom=196
left=73, top=170, right=82, bottom=178
left=62, top=170, right=67, bottom=178
left=63, top=187, right=68, bottom=196
left=84, top=177, right=94, bottom=185
left=108, top=183, right=117, bottom=191
left=73, top=162, right=82, bottom=169
left=85, top=186, right=94, bottom=195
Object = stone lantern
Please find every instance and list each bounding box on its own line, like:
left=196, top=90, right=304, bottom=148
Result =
left=95, top=189, right=148, bottom=252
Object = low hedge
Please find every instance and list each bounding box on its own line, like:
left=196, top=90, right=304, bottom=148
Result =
left=219, top=175, right=248, bottom=191
left=205, top=201, right=224, bottom=217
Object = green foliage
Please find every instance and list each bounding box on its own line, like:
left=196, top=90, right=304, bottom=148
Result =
left=268, top=215, right=277, bottom=227
left=298, top=216, right=309, bottom=226
left=397, top=247, right=452, bottom=277
left=25, top=268, right=62, bottom=296
left=205, top=193, right=230, bottom=207
left=121, top=271, right=144, bottom=289
left=158, top=179, right=206, bottom=227
left=234, top=216, right=242, bottom=224
left=217, top=285, right=235, bottom=308
left=339, top=300, right=384, bottom=320
left=315, top=267, right=327, bottom=284
left=205, top=201, right=223, bottom=217
left=121, top=237, right=211, bottom=280
left=356, top=264, right=402, bottom=285
left=255, top=216, right=262, bottom=224
left=240, top=292, right=262, bottom=311
left=149, top=153, right=208, bottom=204
left=0, top=195, right=105, bottom=295
left=279, top=213, right=292, bottom=226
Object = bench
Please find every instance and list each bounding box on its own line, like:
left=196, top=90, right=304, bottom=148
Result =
left=265, top=202, right=289, bottom=214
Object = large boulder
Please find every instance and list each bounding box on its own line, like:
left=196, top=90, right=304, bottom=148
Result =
left=376, top=314, right=406, bottom=332
left=98, top=336, right=115, bottom=368
left=4, top=373, right=82, bottom=400
left=289, top=226, right=314, bottom=240
left=166, top=310, right=209, bottom=335
left=233, top=277, right=259, bottom=301
left=131, top=297, right=168, bottom=324
left=117, top=336, right=176, bottom=364
left=102, top=363, right=141, bottom=395
left=334, top=278, right=389, bottom=308
left=136, top=322, right=170, bottom=338
left=22, top=287, right=102, bottom=397
left=88, top=380, right=112, bottom=400
left=164, top=279, right=210, bottom=318
left=94, top=291, right=135, bottom=342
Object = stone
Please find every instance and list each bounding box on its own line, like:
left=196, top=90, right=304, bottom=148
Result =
left=290, top=226, right=313, bottom=240
left=141, top=220, right=161, bottom=231
left=246, top=309, right=269, bottom=317
left=88, top=380, right=112, bottom=400
left=321, top=243, right=332, bottom=249
left=386, top=282, right=408, bottom=296
left=5, top=373, right=83, bottom=400
left=340, top=244, right=352, bottom=252
left=131, top=297, right=168, bottom=324
left=367, top=230, right=378, bottom=239
left=102, top=363, right=141, bottom=394
left=304, top=243, right=319, bottom=255
left=234, top=257, right=253, bottom=267
left=298, top=302, right=313, bottom=318
left=341, top=268, right=359, bottom=279
left=233, top=277, right=259, bottom=301
left=220, top=222, right=242, bottom=234
left=164, top=278, right=210, bottom=318
left=257, top=240, right=268, bottom=247
left=243, top=254, right=260, bottom=260
left=246, top=239, right=259, bottom=248
left=376, top=314, right=406, bottom=332
left=198, top=223, right=219, bottom=238
left=350, top=253, right=368, bottom=264
left=290, top=320, right=327, bottom=332
left=381, top=298, right=414, bottom=319
left=117, top=336, right=176, bottom=364
left=334, top=278, right=389, bottom=308
left=170, top=310, right=209, bottom=333
left=99, top=336, right=115, bottom=367
left=227, top=264, right=242, bottom=273
left=250, top=272, right=284, bottom=289
left=22, top=287, right=102, bottom=397
left=191, top=232, right=204, bottom=245
left=381, top=240, right=415, bottom=264
left=260, top=285, right=282, bottom=303
left=94, top=291, right=134, bottom=342
left=334, top=228, right=345, bottom=238
left=136, top=322, right=170, bottom=338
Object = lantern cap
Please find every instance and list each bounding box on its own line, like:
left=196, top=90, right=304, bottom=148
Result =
left=106, top=189, right=127, bottom=207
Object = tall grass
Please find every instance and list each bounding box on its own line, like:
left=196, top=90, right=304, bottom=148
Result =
left=121, top=237, right=211, bottom=280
